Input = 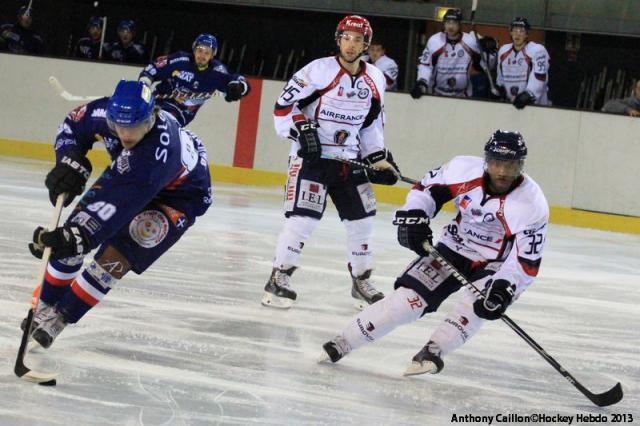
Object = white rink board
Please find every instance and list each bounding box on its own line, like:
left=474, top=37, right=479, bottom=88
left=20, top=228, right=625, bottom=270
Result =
left=0, top=157, right=638, bottom=425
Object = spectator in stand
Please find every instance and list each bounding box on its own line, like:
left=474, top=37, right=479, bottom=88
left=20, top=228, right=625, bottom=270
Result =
left=73, top=16, right=105, bottom=60
left=363, top=41, right=399, bottom=91
left=104, top=20, right=146, bottom=64
left=0, top=5, right=44, bottom=54
left=602, top=80, right=640, bottom=117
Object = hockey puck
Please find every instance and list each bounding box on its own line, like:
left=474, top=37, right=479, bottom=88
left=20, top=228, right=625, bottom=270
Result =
left=39, top=379, right=57, bottom=386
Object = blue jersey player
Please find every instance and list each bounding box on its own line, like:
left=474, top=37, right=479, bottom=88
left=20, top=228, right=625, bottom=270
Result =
left=25, top=81, right=212, bottom=348
left=139, top=33, right=250, bottom=126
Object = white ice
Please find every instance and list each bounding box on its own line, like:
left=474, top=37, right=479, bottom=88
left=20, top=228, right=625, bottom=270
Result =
left=0, top=157, right=638, bottom=426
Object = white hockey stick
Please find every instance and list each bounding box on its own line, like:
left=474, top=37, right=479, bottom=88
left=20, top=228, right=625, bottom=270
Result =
left=49, top=76, right=102, bottom=102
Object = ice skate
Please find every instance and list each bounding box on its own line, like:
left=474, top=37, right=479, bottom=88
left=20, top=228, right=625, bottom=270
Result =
left=31, top=307, right=68, bottom=349
left=350, top=266, right=384, bottom=310
left=404, top=340, right=444, bottom=376
left=318, top=335, right=352, bottom=363
left=261, top=266, right=297, bottom=309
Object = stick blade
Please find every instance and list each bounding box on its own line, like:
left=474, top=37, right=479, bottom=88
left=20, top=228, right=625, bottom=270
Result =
left=588, top=382, right=623, bottom=407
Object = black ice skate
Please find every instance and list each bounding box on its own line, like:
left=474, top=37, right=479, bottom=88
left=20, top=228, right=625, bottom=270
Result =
left=318, top=335, right=352, bottom=363
left=349, top=265, right=384, bottom=310
left=31, top=307, right=68, bottom=349
left=261, top=266, right=298, bottom=309
left=404, top=340, right=444, bottom=376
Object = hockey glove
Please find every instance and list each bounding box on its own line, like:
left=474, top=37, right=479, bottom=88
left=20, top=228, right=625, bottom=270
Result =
left=393, top=209, right=432, bottom=256
left=410, top=81, right=429, bottom=99
left=513, top=91, right=535, bottom=110
left=224, top=80, right=245, bottom=102
left=45, top=151, right=92, bottom=207
left=364, top=149, right=400, bottom=185
left=477, top=36, right=498, bottom=54
left=29, top=225, right=92, bottom=260
left=473, top=279, right=515, bottom=320
left=294, top=118, right=322, bottom=163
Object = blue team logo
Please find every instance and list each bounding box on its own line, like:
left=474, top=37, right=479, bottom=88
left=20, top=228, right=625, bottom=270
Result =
left=483, top=213, right=495, bottom=223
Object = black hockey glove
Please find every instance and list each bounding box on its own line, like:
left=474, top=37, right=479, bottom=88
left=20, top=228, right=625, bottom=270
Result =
left=29, top=225, right=92, bottom=260
left=513, top=91, right=535, bottom=109
left=45, top=151, right=92, bottom=207
left=477, top=36, right=498, bottom=54
left=410, top=81, right=429, bottom=99
left=393, top=209, right=432, bottom=256
left=473, top=279, right=516, bottom=320
left=224, top=80, right=245, bottom=102
left=294, top=119, right=322, bottom=163
left=364, top=149, right=399, bottom=185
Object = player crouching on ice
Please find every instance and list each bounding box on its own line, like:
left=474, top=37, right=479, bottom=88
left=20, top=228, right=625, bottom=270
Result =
left=23, top=80, right=212, bottom=348
left=320, top=130, right=549, bottom=375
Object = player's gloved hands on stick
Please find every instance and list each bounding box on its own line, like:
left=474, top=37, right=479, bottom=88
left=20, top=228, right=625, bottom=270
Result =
left=294, top=117, right=322, bottom=163
left=364, top=149, right=399, bottom=185
left=224, top=80, right=245, bottom=102
left=513, top=91, right=534, bottom=109
left=45, top=151, right=92, bottom=207
left=393, top=209, right=432, bottom=256
left=473, top=279, right=515, bottom=320
left=29, top=225, right=91, bottom=260
left=410, top=81, right=429, bottom=99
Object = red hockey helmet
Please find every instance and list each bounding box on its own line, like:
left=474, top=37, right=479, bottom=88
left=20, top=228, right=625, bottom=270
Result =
left=335, top=15, right=373, bottom=47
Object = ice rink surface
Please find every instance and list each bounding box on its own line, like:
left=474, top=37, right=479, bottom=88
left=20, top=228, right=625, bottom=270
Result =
left=0, top=157, right=638, bottom=425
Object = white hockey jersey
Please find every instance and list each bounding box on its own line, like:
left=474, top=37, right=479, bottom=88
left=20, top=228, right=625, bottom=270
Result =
left=417, top=32, right=481, bottom=97
left=401, top=156, right=549, bottom=296
left=274, top=56, right=387, bottom=160
left=497, top=41, right=551, bottom=105
left=363, top=54, right=399, bottom=91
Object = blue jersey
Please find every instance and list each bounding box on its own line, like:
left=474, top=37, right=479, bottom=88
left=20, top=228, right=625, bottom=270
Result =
left=139, top=51, right=249, bottom=125
left=0, top=23, right=43, bottom=54
left=55, top=98, right=212, bottom=251
left=73, top=37, right=101, bottom=59
left=104, top=40, right=146, bottom=64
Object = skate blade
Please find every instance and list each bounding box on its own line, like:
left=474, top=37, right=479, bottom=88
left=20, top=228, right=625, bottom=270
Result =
left=403, top=360, right=438, bottom=376
left=317, top=350, right=332, bottom=364
left=27, top=340, right=43, bottom=353
left=261, top=292, right=294, bottom=309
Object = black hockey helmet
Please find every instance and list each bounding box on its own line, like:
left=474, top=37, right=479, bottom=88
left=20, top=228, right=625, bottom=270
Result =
left=443, top=9, right=463, bottom=22
left=510, top=17, right=531, bottom=31
left=484, top=130, right=527, bottom=161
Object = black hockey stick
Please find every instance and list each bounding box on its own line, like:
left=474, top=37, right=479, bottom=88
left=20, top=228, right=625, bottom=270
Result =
left=421, top=241, right=623, bottom=407
left=469, top=0, right=500, bottom=97
left=14, top=193, right=66, bottom=386
left=321, top=154, right=420, bottom=185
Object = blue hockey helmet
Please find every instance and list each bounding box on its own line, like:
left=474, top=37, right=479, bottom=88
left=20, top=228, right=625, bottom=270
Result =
left=87, top=16, right=104, bottom=30
left=192, top=33, right=218, bottom=52
left=484, top=130, right=527, bottom=163
left=107, top=80, right=155, bottom=129
left=17, top=5, right=33, bottom=19
left=117, top=19, right=136, bottom=32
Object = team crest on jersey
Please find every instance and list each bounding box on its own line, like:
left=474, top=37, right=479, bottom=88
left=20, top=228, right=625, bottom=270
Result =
left=68, top=105, right=87, bottom=122
left=483, top=213, right=495, bottom=223
left=356, top=79, right=372, bottom=100
left=155, top=55, right=168, bottom=68
left=129, top=210, right=169, bottom=248
left=334, top=130, right=350, bottom=145
left=116, top=150, right=132, bottom=174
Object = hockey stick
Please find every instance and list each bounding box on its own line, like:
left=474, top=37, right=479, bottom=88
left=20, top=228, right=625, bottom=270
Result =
left=49, top=76, right=221, bottom=103
left=420, top=241, right=623, bottom=407
left=469, top=0, right=500, bottom=97
left=14, top=193, right=67, bottom=386
left=321, top=154, right=419, bottom=185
